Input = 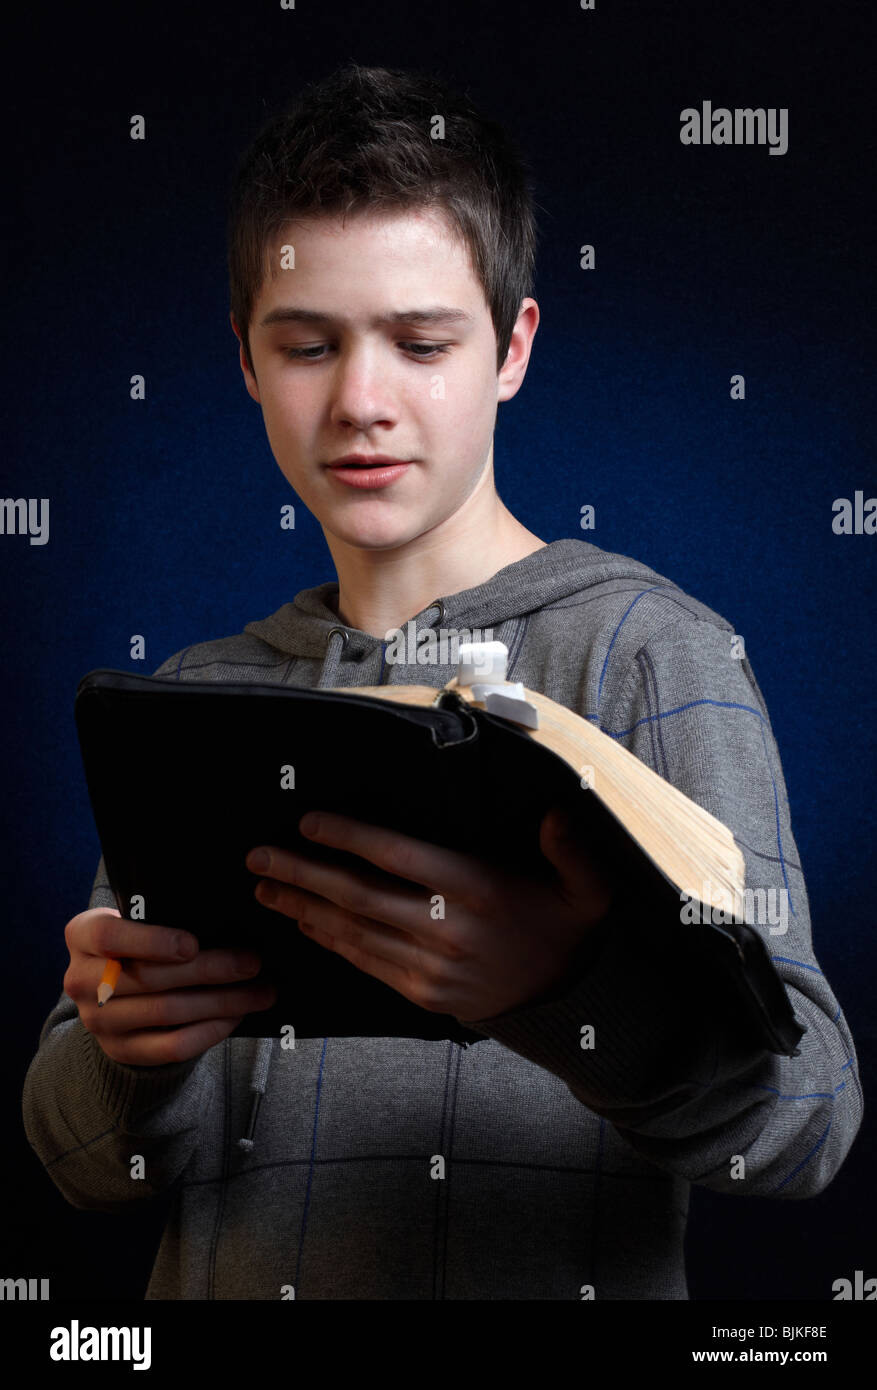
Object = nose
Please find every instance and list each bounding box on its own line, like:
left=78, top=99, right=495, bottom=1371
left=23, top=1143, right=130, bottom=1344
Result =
left=328, top=342, right=398, bottom=431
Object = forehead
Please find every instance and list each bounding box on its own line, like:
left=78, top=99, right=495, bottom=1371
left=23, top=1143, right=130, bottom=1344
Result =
left=257, top=206, right=487, bottom=311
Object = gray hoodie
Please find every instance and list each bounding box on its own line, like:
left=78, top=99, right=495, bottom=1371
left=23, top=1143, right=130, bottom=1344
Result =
left=22, top=538, right=862, bottom=1299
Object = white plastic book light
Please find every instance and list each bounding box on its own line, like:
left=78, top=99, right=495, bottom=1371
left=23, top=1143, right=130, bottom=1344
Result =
left=455, top=641, right=540, bottom=730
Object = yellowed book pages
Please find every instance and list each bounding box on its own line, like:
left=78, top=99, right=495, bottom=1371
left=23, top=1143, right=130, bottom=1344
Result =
left=333, top=680, right=746, bottom=916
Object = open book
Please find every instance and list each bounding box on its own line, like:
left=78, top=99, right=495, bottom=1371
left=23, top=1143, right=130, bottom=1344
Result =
left=73, top=666, right=804, bottom=1054
left=346, top=676, right=748, bottom=922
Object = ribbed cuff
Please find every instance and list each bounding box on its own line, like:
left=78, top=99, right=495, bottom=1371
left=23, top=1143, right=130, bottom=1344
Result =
left=460, top=914, right=707, bottom=1109
left=80, top=1021, right=204, bottom=1121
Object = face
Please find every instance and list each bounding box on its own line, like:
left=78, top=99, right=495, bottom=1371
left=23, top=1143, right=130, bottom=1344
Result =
left=231, top=207, right=536, bottom=551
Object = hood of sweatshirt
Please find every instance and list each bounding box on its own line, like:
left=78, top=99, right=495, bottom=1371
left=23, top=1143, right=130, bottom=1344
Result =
left=242, top=536, right=674, bottom=688
left=234, top=537, right=686, bottom=1151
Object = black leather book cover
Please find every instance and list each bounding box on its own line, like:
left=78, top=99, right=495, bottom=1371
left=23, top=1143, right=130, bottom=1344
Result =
left=73, top=669, right=804, bottom=1054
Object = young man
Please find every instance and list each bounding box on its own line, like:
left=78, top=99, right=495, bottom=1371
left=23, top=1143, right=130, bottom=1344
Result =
left=24, top=64, right=861, bottom=1300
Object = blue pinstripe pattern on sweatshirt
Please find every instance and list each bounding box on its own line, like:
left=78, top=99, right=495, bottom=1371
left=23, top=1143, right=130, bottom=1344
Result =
left=159, top=620, right=848, bottom=1242
left=596, top=698, right=796, bottom=913
left=772, top=1123, right=832, bottom=1193
left=597, top=586, right=677, bottom=706
left=295, top=1036, right=329, bottom=1292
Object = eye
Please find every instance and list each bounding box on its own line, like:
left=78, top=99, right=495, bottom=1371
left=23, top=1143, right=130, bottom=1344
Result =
left=400, top=343, right=451, bottom=358
left=283, top=345, right=328, bottom=360
left=281, top=342, right=451, bottom=362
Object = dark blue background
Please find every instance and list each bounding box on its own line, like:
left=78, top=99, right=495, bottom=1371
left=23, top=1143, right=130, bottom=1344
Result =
left=4, top=0, right=874, bottom=1302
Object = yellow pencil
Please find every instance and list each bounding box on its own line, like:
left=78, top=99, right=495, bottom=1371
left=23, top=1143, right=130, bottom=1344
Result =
left=97, top=957, right=122, bottom=1006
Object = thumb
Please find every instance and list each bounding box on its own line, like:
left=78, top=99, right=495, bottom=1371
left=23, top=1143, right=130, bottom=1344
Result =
left=539, top=807, right=610, bottom=911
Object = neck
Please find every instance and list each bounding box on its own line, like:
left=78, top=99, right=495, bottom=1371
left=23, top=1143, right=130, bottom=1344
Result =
left=322, top=453, right=546, bottom=639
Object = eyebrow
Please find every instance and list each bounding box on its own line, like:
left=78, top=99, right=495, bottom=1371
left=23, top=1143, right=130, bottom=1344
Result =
left=259, top=305, right=475, bottom=329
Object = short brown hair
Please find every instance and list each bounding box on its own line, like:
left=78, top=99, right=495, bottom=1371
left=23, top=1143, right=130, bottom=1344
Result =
left=227, top=62, right=539, bottom=375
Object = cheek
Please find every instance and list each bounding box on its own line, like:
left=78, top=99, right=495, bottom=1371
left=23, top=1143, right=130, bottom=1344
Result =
left=261, top=384, right=316, bottom=447
left=422, top=366, right=495, bottom=436
left=452, top=389, right=497, bottom=461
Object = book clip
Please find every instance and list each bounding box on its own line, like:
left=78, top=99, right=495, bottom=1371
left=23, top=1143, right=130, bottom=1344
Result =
left=456, top=642, right=540, bottom=730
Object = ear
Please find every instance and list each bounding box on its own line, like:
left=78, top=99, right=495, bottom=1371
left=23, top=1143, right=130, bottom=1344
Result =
left=497, top=298, right=539, bottom=405
left=230, top=312, right=261, bottom=404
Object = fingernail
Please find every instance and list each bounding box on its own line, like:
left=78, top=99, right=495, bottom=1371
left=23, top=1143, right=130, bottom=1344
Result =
left=247, top=848, right=271, bottom=872
left=174, top=933, right=198, bottom=959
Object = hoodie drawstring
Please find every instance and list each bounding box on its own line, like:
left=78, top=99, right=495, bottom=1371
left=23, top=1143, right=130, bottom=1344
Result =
left=316, top=626, right=349, bottom=688
left=237, top=1036, right=275, bottom=1152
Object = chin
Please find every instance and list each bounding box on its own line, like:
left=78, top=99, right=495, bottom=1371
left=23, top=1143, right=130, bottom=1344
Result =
left=337, top=528, right=418, bottom=551
left=325, top=513, right=429, bottom=550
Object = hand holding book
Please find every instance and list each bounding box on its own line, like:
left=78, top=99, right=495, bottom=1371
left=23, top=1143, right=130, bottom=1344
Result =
left=245, top=802, right=614, bottom=1025
left=74, top=644, right=805, bottom=1051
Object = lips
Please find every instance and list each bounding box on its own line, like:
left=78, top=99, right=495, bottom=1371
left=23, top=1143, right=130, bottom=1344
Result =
left=326, top=458, right=412, bottom=489
left=328, top=455, right=408, bottom=468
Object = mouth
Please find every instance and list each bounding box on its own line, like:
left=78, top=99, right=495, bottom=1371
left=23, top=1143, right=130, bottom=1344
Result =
left=329, top=464, right=411, bottom=475
left=325, top=456, right=413, bottom=489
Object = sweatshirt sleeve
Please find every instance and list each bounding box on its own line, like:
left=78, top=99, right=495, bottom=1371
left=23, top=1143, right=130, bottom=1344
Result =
left=21, top=650, right=219, bottom=1213
left=459, top=617, right=863, bottom=1199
